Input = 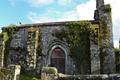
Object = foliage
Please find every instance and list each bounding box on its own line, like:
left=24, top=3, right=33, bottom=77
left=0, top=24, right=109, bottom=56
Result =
left=66, top=22, right=92, bottom=73
left=66, top=22, right=91, bottom=48
left=0, top=68, right=11, bottom=80
left=115, top=48, right=120, bottom=73
left=2, top=24, right=18, bottom=66
left=104, top=4, right=111, bottom=12
left=19, top=74, right=40, bottom=80
left=55, top=21, right=93, bottom=73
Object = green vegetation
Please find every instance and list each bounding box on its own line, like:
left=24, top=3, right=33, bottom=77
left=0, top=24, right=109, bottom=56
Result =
left=115, top=48, right=120, bottom=73
left=19, top=74, right=40, bottom=80
left=0, top=68, right=11, bottom=80
left=104, top=4, right=111, bottom=12
left=67, top=22, right=92, bottom=74
left=66, top=21, right=91, bottom=49
left=55, top=21, right=93, bottom=73
left=2, top=24, right=19, bottom=66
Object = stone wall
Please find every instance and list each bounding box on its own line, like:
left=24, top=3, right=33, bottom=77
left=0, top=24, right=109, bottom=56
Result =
left=40, top=26, right=74, bottom=74
left=0, top=33, right=4, bottom=67
left=90, top=24, right=100, bottom=74
left=8, top=65, right=21, bottom=80
left=8, top=29, right=27, bottom=72
left=94, top=0, right=116, bottom=73
left=26, top=27, right=39, bottom=74
left=0, top=65, right=21, bottom=80
left=3, top=23, right=100, bottom=75
left=41, top=67, right=120, bottom=80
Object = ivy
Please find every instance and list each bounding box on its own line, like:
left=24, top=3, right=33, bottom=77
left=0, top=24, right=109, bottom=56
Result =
left=66, top=22, right=91, bottom=49
left=2, top=24, right=18, bottom=66
left=104, top=4, right=111, bottom=13
left=54, top=21, right=93, bottom=73
left=115, top=48, right=120, bottom=73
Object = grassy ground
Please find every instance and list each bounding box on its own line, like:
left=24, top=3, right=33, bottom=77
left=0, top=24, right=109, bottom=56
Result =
left=19, top=74, right=41, bottom=80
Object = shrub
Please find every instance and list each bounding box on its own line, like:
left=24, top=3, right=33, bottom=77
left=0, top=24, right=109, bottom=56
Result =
left=19, top=74, right=40, bottom=80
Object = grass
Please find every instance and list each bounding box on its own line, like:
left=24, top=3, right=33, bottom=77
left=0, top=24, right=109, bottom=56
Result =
left=19, top=74, right=41, bottom=80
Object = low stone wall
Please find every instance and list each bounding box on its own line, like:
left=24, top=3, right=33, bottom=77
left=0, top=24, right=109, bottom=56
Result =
left=41, top=67, right=120, bottom=80
left=0, top=68, right=13, bottom=80
left=8, top=65, right=21, bottom=80
left=41, top=67, right=58, bottom=80
left=58, top=74, right=120, bottom=80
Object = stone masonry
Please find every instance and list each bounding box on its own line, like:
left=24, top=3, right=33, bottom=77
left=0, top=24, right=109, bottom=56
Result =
left=0, top=34, right=4, bottom=68
left=0, top=0, right=116, bottom=76
left=95, top=0, right=116, bottom=73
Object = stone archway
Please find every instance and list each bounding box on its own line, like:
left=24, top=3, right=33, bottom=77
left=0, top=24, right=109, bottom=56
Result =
left=50, top=47, right=65, bottom=73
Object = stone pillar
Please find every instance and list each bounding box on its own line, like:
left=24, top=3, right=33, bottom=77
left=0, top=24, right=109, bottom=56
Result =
left=96, top=0, right=104, bottom=9
left=100, top=5, right=116, bottom=73
left=26, top=30, right=37, bottom=70
left=95, top=0, right=116, bottom=73
left=8, top=65, right=21, bottom=80
left=0, top=34, right=4, bottom=67
left=90, top=25, right=100, bottom=74
left=90, top=44, right=100, bottom=74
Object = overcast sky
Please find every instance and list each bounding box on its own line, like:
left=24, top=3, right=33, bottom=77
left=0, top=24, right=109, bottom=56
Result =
left=0, top=0, right=120, bottom=48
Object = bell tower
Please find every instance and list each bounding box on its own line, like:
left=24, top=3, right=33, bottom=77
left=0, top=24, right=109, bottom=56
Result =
left=96, top=0, right=104, bottom=9
left=94, top=0, right=105, bottom=20
left=95, top=0, right=116, bottom=73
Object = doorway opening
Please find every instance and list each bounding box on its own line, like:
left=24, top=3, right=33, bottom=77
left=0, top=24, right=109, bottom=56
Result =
left=51, top=47, right=65, bottom=73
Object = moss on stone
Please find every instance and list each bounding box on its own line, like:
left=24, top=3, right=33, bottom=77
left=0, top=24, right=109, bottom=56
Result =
left=54, top=21, right=94, bottom=73
left=104, top=4, right=111, bottom=12
left=2, top=24, right=18, bottom=66
left=41, top=67, right=58, bottom=74
left=0, top=68, right=12, bottom=79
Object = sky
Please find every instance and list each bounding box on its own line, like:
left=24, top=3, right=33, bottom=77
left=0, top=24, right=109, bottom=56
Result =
left=0, top=0, right=120, bottom=48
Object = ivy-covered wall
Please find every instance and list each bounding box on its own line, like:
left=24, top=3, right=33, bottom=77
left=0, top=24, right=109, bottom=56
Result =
left=0, top=33, right=4, bottom=67
left=1, top=21, right=100, bottom=75
left=2, top=24, right=19, bottom=66
left=54, top=21, right=98, bottom=74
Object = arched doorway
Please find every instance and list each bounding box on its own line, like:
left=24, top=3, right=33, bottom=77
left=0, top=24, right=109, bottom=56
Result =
left=51, top=47, right=65, bottom=73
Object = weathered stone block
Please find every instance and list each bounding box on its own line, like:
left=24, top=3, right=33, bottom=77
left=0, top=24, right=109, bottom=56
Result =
left=8, top=65, right=21, bottom=80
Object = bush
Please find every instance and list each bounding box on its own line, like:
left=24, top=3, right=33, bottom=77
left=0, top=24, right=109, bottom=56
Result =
left=19, top=74, right=40, bottom=80
left=115, top=48, right=120, bottom=73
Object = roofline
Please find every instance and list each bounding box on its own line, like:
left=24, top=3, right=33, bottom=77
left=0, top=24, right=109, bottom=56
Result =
left=16, top=20, right=99, bottom=28
left=2, top=20, right=99, bottom=29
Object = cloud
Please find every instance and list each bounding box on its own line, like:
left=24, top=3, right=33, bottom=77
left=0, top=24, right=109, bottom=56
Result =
left=28, top=0, right=96, bottom=22
left=25, top=0, right=73, bottom=7
left=28, top=10, right=80, bottom=23
left=26, top=0, right=54, bottom=6
left=57, top=0, right=73, bottom=6
left=28, top=12, right=55, bottom=23
left=76, top=0, right=95, bottom=20
left=28, top=0, right=120, bottom=47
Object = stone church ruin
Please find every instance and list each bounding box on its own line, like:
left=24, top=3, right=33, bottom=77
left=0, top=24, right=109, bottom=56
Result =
left=0, top=0, right=118, bottom=80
